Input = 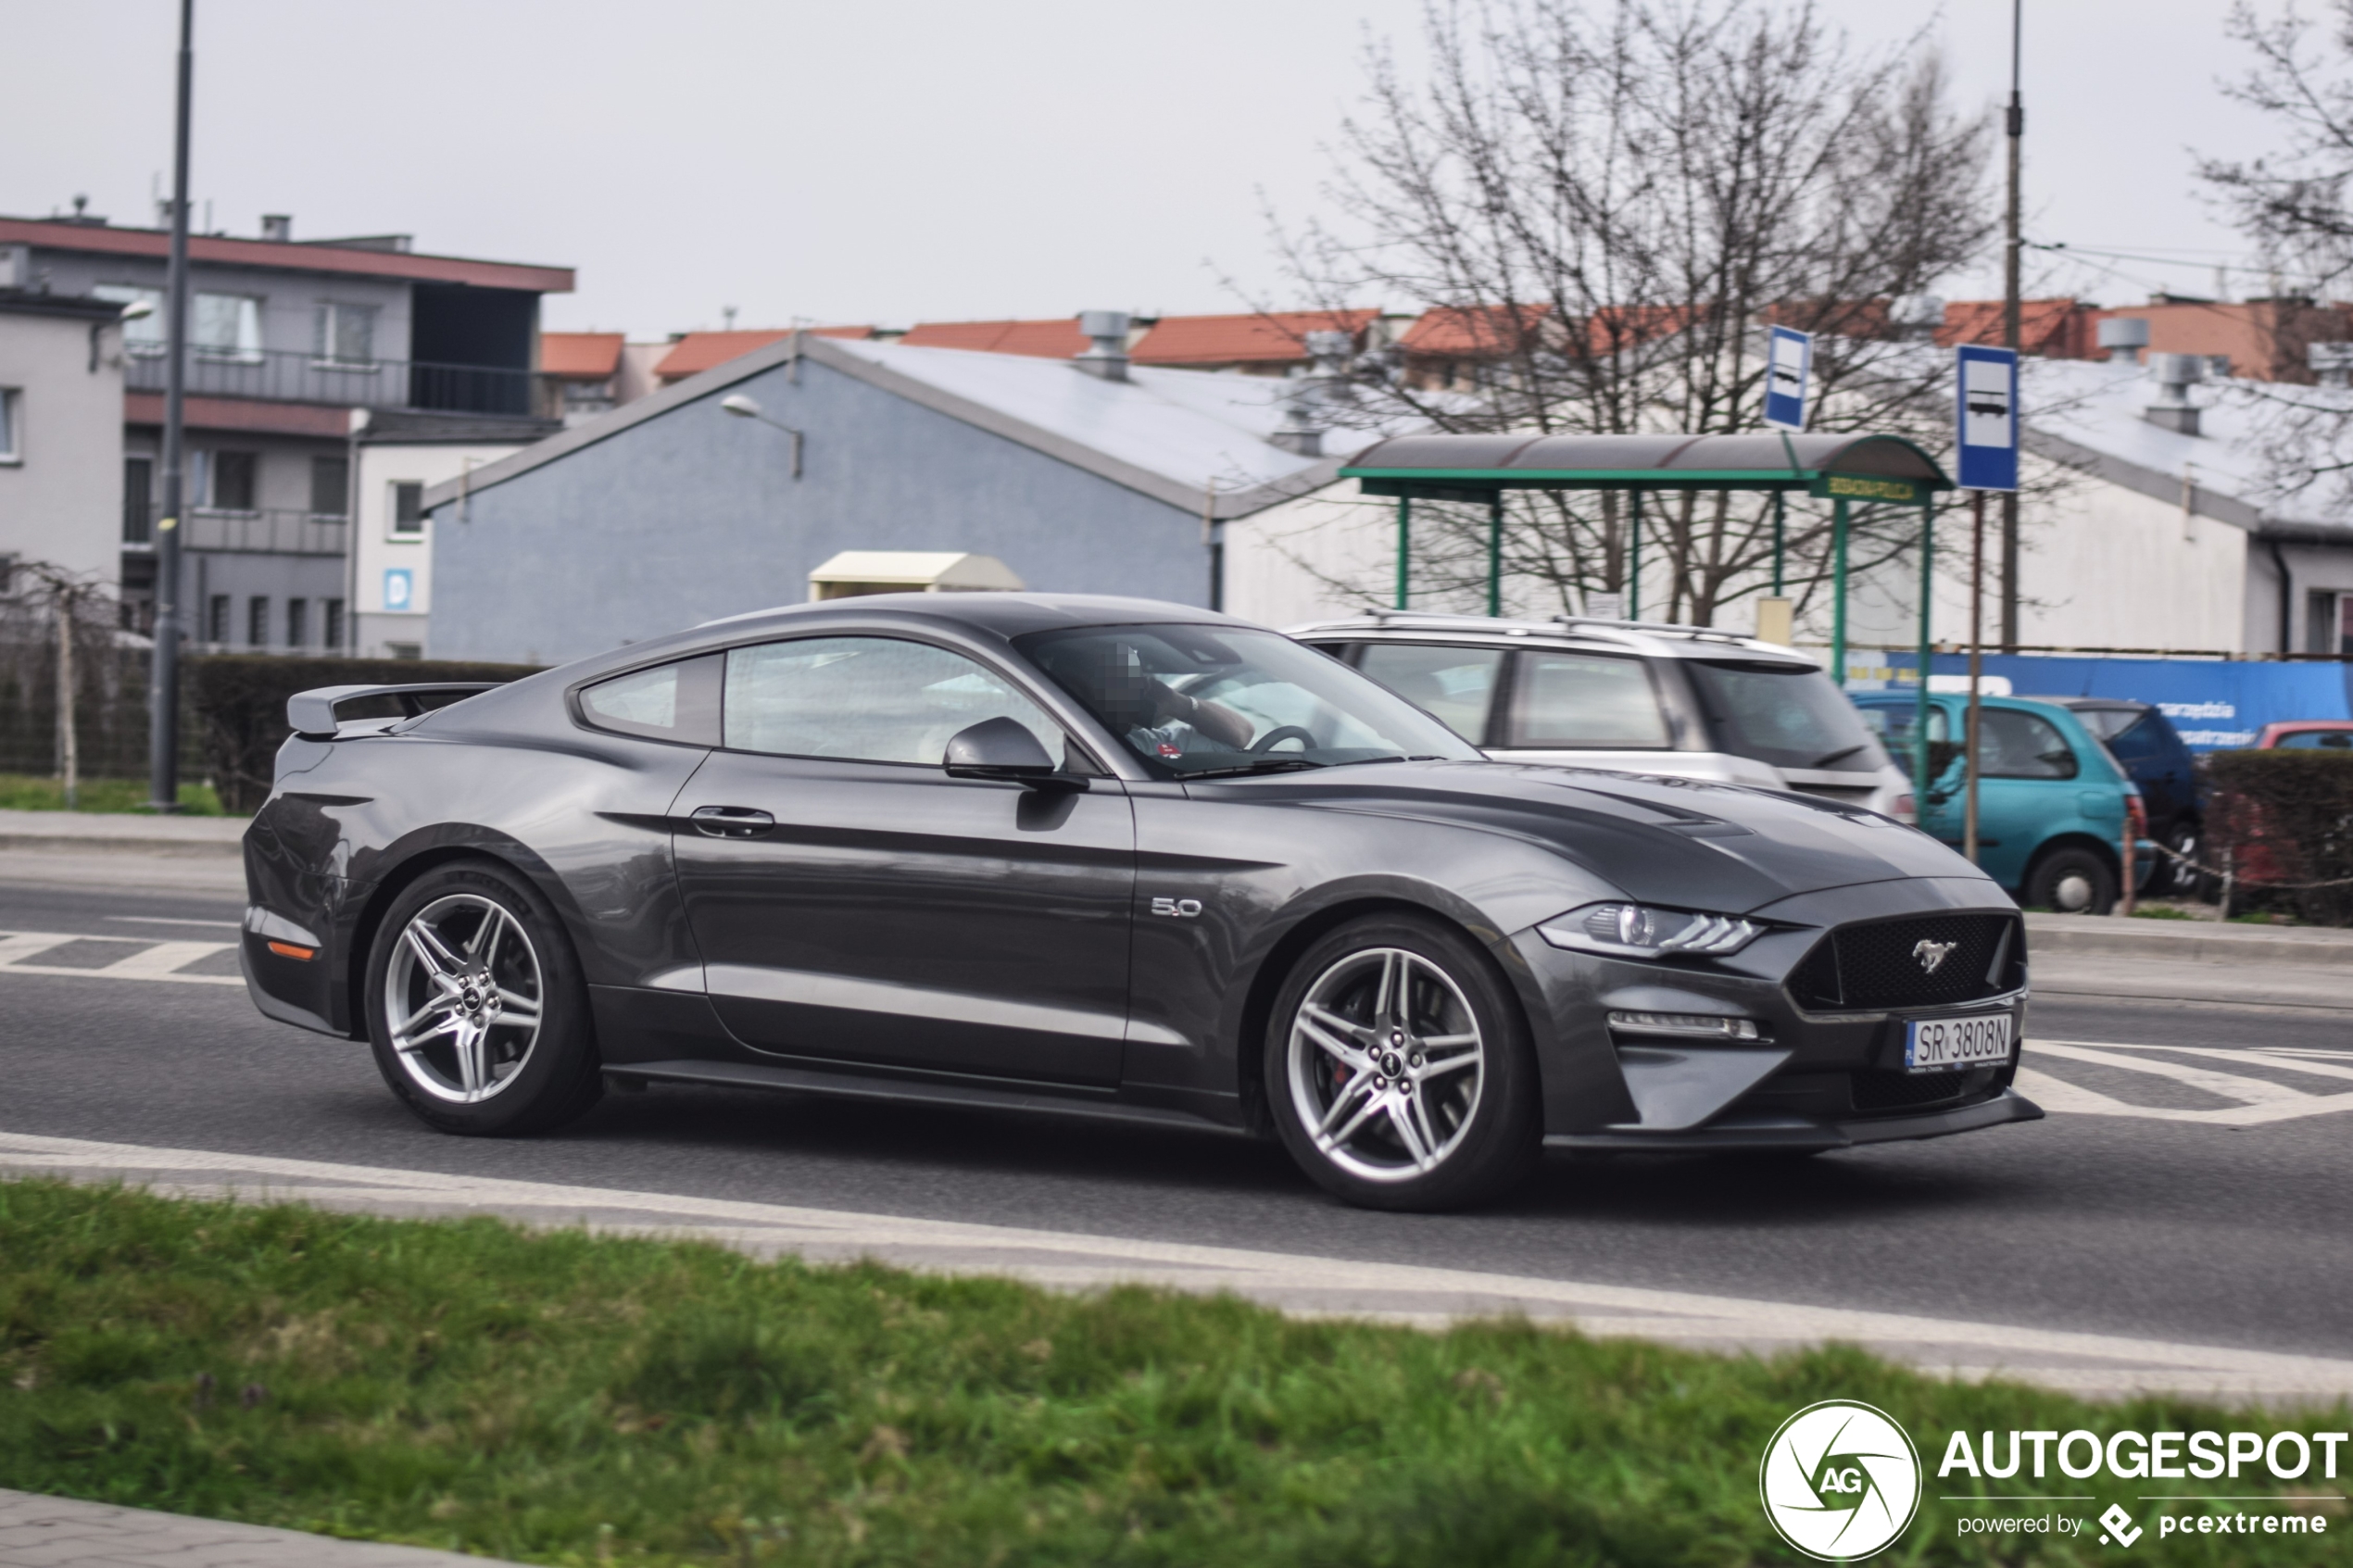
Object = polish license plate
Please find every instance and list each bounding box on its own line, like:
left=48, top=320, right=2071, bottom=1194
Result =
left=1903, top=1012, right=2013, bottom=1073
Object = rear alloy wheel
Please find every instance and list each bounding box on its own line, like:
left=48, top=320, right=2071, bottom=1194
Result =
left=1267, top=915, right=1539, bottom=1210
left=2023, top=845, right=2119, bottom=916
left=365, top=860, right=601, bottom=1135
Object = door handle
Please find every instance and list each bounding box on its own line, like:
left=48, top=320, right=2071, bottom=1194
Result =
left=690, top=805, right=775, bottom=839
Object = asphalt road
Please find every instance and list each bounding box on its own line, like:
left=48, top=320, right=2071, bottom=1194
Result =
left=5, top=875, right=2350, bottom=1365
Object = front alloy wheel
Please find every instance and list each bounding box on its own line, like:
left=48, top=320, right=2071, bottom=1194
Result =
left=383, top=893, right=544, bottom=1103
left=1267, top=915, right=1540, bottom=1210
left=1288, top=947, right=1484, bottom=1182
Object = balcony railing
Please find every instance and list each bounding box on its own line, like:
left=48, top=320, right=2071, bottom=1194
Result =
left=121, top=506, right=349, bottom=558
left=124, top=345, right=535, bottom=415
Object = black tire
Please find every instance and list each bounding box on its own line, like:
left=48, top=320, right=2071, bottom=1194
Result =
left=363, top=859, right=602, bottom=1135
left=2021, top=845, right=2119, bottom=916
left=1264, top=913, right=1541, bottom=1211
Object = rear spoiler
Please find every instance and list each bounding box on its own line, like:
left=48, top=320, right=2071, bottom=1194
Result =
left=286, top=683, right=501, bottom=740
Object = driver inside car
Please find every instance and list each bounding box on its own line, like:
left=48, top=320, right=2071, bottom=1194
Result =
left=1040, top=639, right=1258, bottom=758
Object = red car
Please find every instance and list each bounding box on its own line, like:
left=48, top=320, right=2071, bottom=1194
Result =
left=2221, top=721, right=2353, bottom=892
left=2253, top=721, right=2353, bottom=751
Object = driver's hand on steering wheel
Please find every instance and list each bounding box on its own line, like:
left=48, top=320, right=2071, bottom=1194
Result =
left=1148, top=683, right=1255, bottom=749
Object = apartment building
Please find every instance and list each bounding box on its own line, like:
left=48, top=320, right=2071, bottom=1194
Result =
left=0, top=209, right=572, bottom=651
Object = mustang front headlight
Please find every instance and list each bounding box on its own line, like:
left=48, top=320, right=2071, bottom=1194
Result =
left=1536, top=901, right=1763, bottom=959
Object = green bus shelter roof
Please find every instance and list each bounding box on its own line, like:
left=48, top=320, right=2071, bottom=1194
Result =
left=1338, top=431, right=1952, bottom=502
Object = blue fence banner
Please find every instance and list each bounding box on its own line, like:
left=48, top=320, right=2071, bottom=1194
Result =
left=1955, top=345, right=2020, bottom=492
left=1764, top=326, right=1811, bottom=433
left=1844, top=650, right=2353, bottom=751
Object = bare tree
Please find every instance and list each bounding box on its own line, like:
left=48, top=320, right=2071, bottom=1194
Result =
left=1274, top=0, right=1995, bottom=625
left=2198, top=1, right=2353, bottom=505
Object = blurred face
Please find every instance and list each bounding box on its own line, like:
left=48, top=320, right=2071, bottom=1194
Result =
left=1046, top=641, right=1158, bottom=732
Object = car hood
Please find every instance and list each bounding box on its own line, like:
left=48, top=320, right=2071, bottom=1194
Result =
left=1217, top=759, right=1991, bottom=913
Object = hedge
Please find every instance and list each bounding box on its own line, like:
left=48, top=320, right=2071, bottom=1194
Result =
left=2203, top=748, right=2353, bottom=924
left=184, top=655, right=541, bottom=813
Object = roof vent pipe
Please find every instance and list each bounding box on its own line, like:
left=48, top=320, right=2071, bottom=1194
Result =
left=260, top=214, right=291, bottom=243
left=1074, top=310, right=1130, bottom=381
left=2097, top=315, right=2149, bottom=364
left=1270, top=330, right=1353, bottom=457
left=2145, top=352, right=2204, bottom=437
left=2310, top=342, right=2353, bottom=388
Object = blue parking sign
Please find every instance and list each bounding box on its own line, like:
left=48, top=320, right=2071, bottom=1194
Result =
left=384, top=568, right=413, bottom=611
left=1955, top=345, right=2019, bottom=491
left=1763, top=325, right=1811, bottom=432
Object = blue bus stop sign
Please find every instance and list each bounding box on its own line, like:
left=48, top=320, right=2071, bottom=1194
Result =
left=1955, top=344, right=2020, bottom=491
left=1764, top=325, right=1811, bottom=432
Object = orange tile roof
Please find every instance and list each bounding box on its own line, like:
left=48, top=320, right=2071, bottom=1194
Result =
left=652, top=327, right=873, bottom=382
left=1130, top=309, right=1380, bottom=367
left=1398, top=305, right=1552, bottom=357
left=899, top=319, right=1091, bottom=358
left=539, top=332, right=623, bottom=379
left=1934, top=298, right=2091, bottom=357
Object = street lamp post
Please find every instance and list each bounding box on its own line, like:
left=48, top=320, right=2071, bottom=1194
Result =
left=1999, top=0, right=2024, bottom=652
left=147, top=0, right=195, bottom=813
left=721, top=395, right=804, bottom=479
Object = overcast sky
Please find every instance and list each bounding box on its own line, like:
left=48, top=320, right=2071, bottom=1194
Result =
left=0, top=1, right=2289, bottom=337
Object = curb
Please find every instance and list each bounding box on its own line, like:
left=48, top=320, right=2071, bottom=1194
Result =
left=0, top=808, right=245, bottom=859
left=2026, top=911, right=2353, bottom=968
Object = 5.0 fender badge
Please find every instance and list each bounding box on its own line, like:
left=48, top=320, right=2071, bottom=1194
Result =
left=1151, top=897, right=1203, bottom=918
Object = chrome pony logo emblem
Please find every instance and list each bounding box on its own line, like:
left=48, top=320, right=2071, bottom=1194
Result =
left=1912, top=939, right=1957, bottom=975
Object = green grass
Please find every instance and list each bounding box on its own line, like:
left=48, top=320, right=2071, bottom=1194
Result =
left=2130, top=905, right=2198, bottom=920
left=0, top=773, right=230, bottom=815
left=0, top=1181, right=2342, bottom=1565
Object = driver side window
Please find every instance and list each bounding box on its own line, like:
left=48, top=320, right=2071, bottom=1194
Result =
left=724, top=636, right=1063, bottom=766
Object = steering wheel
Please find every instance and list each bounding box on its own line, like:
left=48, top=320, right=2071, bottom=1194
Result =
left=1250, top=725, right=1318, bottom=754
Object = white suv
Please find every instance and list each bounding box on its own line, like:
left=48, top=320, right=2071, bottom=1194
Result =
left=1290, top=612, right=1914, bottom=821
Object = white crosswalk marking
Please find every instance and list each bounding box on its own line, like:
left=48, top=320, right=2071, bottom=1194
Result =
left=0, top=929, right=243, bottom=986
left=2020, top=1039, right=2353, bottom=1125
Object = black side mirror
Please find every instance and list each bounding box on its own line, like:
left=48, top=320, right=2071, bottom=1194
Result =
left=943, top=718, right=1084, bottom=790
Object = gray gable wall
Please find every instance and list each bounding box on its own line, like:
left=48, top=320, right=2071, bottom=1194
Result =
left=425, top=354, right=1212, bottom=665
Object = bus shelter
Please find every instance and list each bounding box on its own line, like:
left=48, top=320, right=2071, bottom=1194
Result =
left=1338, top=431, right=1957, bottom=787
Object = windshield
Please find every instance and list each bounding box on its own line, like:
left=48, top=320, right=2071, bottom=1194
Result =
left=1685, top=659, right=1889, bottom=773
left=1017, top=623, right=1481, bottom=777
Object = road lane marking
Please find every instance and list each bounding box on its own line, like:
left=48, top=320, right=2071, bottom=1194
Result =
left=106, top=915, right=240, bottom=929
left=2021, top=1039, right=2353, bottom=1125
left=0, top=928, right=241, bottom=986
left=2, top=1129, right=2348, bottom=1403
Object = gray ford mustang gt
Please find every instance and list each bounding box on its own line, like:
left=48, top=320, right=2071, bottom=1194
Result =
left=240, top=593, right=2038, bottom=1210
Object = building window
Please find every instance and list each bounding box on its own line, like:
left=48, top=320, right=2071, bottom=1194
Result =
left=94, top=285, right=165, bottom=354
left=247, top=596, right=271, bottom=648
left=314, top=302, right=377, bottom=366
left=193, top=293, right=262, bottom=361
left=208, top=595, right=231, bottom=644
left=310, top=455, right=349, bottom=518
left=123, top=456, right=153, bottom=543
left=322, top=598, right=345, bottom=650
left=206, top=450, right=258, bottom=511
left=391, top=481, right=425, bottom=536
left=286, top=597, right=308, bottom=648
left=0, top=388, right=18, bottom=462
left=386, top=642, right=422, bottom=660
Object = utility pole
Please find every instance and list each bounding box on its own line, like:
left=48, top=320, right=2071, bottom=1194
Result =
left=147, top=0, right=195, bottom=812
left=1999, top=0, right=2023, bottom=653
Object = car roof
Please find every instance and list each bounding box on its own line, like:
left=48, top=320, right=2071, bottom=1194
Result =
left=692, top=592, right=1241, bottom=642
left=2018, top=695, right=2149, bottom=712
left=1286, top=611, right=1818, bottom=665
left=2262, top=719, right=2353, bottom=733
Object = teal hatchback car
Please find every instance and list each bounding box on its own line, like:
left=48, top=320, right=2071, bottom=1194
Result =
left=1853, top=694, right=2149, bottom=913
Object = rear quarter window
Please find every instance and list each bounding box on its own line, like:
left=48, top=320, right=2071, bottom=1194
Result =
left=577, top=654, right=723, bottom=745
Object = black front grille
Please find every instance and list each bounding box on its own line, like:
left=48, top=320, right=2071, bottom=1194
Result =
left=1786, top=913, right=2021, bottom=1010
left=1852, top=1069, right=1971, bottom=1112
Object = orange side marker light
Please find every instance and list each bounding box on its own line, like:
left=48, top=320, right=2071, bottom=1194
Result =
left=267, top=941, right=316, bottom=961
